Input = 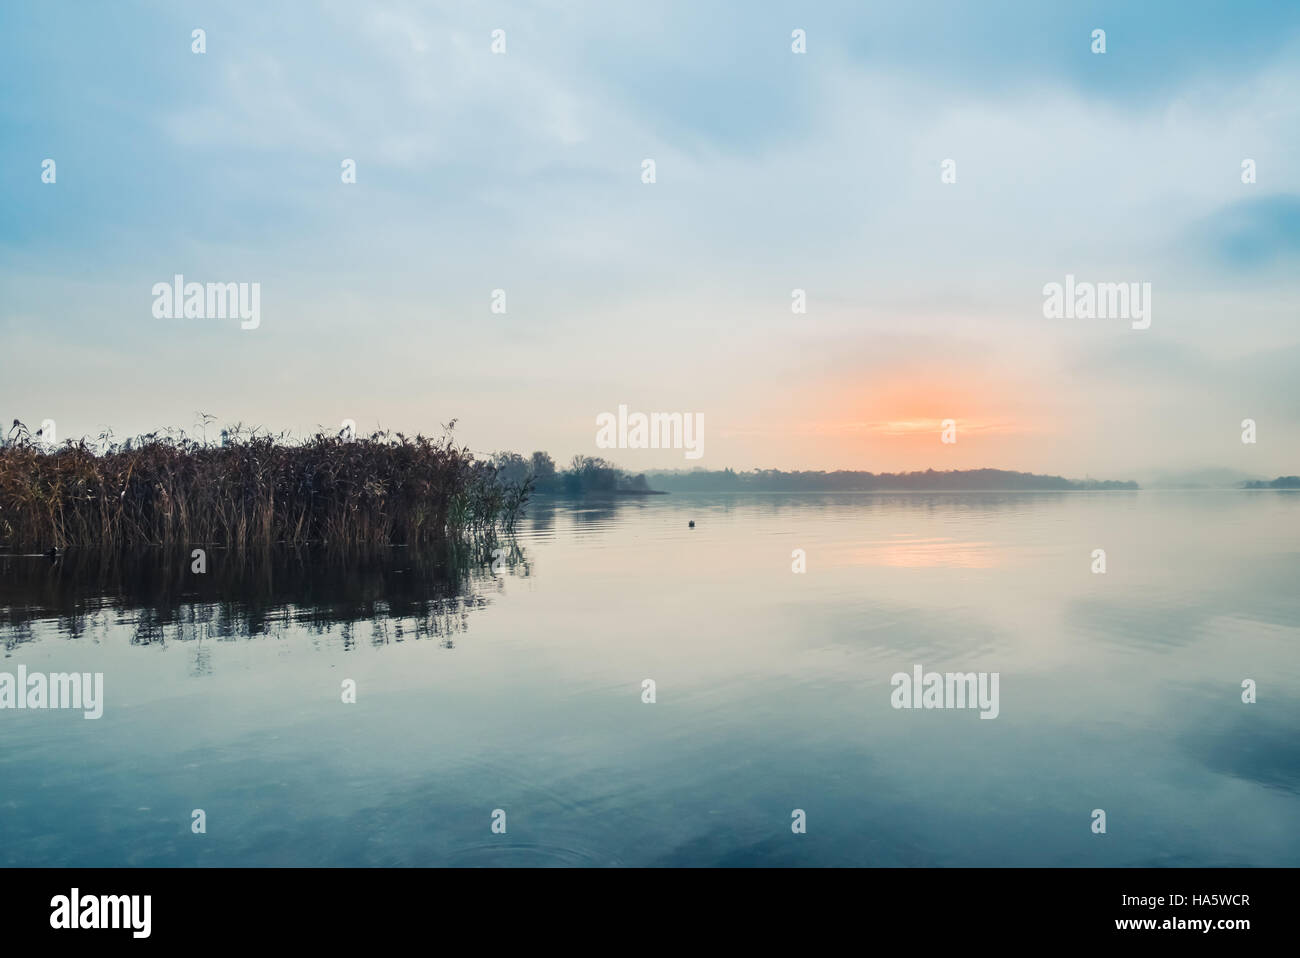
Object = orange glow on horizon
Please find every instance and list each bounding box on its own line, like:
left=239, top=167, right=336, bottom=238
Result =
left=721, top=358, right=1060, bottom=471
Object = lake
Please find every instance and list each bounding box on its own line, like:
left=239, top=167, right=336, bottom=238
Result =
left=2, top=491, right=1297, bottom=866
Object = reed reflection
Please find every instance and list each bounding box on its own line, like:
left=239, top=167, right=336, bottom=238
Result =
left=0, top=539, right=527, bottom=654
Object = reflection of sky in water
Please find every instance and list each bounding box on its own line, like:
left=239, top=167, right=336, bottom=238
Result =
left=847, top=536, right=1001, bottom=568
left=1, top=492, right=1297, bottom=866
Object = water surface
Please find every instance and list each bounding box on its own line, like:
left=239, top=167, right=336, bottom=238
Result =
left=2, top=492, right=1297, bottom=866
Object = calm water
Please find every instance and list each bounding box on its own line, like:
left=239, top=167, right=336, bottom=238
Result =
left=2, top=492, right=1298, bottom=866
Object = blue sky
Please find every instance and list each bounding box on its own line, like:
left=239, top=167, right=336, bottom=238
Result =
left=2, top=0, right=1299, bottom=478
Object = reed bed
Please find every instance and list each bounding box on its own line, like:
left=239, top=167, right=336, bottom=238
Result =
left=0, top=421, right=531, bottom=550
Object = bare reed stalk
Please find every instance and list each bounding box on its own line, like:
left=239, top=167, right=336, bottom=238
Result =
left=0, top=422, right=529, bottom=550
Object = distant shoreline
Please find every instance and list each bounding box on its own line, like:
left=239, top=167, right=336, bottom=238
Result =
left=639, top=467, right=1139, bottom=494
left=534, top=487, right=1298, bottom=496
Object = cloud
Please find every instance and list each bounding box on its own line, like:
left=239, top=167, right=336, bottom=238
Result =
left=1, top=1, right=1299, bottom=473
left=1192, top=194, right=1300, bottom=268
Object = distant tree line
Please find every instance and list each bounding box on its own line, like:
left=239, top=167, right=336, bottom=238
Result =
left=640, top=467, right=1139, bottom=492
left=489, top=452, right=653, bottom=495
left=1242, top=476, right=1300, bottom=489
left=486, top=457, right=1139, bottom=494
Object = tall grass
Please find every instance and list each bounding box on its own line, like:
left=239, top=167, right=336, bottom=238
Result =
left=0, top=421, right=531, bottom=550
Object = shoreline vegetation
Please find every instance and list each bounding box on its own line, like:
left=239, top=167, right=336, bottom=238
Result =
left=10, top=419, right=1291, bottom=550
left=1242, top=476, right=1300, bottom=489
left=1, top=420, right=530, bottom=551
left=639, top=467, right=1139, bottom=492
left=491, top=455, right=1143, bottom=495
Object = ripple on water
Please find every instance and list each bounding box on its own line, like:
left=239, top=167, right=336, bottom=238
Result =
left=441, top=840, right=622, bottom=867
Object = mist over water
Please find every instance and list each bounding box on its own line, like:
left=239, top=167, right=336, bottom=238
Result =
left=2, top=491, right=1297, bottom=866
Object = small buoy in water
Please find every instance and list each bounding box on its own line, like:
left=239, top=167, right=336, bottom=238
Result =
left=688, top=520, right=695, bottom=528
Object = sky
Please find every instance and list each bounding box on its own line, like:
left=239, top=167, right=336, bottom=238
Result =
left=2, top=0, right=1299, bottom=481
